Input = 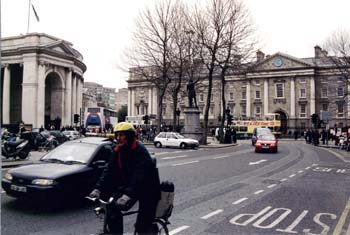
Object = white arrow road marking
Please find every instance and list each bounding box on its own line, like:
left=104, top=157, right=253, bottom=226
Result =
left=172, top=161, right=199, bottom=166
left=254, top=190, right=264, bottom=195
left=267, top=184, right=277, bottom=188
left=280, top=178, right=288, bottom=182
left=201, top=209, right=224, bottom=219
left=249, top=159, right=267, bottom=165
left=169, top=226, right=190, bottom=235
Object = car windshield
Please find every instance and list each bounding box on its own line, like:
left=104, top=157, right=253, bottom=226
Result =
left=41, top=143, right=96, bottom=164
left=259, top=135, right=276, bottom=141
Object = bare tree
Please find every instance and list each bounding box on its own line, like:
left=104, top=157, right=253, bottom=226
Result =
left=323, top=30, right=350, bottom=125
left=190, top=0, right=256, bottom=144
left=215, top=0, right=256, bottom=142
left=126, top=0, right=174, bottom=131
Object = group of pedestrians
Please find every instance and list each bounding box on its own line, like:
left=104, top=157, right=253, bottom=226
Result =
left=303, top=128, right=350, bottom=151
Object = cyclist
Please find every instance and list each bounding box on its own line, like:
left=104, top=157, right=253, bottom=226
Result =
left=89, top=122, right=161, bottom=234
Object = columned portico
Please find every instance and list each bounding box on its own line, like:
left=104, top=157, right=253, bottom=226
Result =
left=1, top=33, right=86, bottom=128
left=310, top=76, right=316, bottom=115
left=290, top=77, right=296, bottom=118
left=246, top=80, right=251, bottom=117
left=264, top=78, right=269, bottom=115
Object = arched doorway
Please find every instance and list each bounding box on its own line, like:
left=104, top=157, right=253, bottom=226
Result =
left=274, top=110, right=288, bottom=135
left=45, top=72, right=63, bottom=130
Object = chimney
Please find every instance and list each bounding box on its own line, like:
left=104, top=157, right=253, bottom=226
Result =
left=314, top=45, right=322, bottom=58
left=256, top=50, right=265, bottom=62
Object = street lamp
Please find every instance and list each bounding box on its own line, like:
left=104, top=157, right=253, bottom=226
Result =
left=176, top=108, right=181, bottom=132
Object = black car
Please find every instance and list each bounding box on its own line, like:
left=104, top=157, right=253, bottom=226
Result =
left=49, top=130, right=69, bottom=145
left=2, top=137, right=115, bottom=202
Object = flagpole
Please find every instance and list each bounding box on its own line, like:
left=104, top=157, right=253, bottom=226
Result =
left=27, top=0, right=31, bottom=34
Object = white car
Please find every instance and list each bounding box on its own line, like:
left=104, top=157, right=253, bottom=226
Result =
left=154, top=132, right=199, bottom=149
left=63, top=131, right=80, bottom=140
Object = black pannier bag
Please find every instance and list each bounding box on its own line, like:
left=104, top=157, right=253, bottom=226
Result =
left=155, top=181, right=174, bottom=219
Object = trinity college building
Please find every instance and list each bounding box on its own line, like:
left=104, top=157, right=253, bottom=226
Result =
left=127, top=46, right=350, bottom=133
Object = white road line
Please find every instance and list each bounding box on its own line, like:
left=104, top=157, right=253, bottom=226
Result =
left=163, top=155, right=188, bottom=160
left=201, top=209, right=224, bottom=219
left=172, top=161, right=199, bottom=166
left=298, top=170, right=303, bottom=173
left=305, top=167, right=311, bottom=170
left=289, top=174, right=296, bottom=178
left=169, top=226, right=190, bottom=235
left=280, top=178, right=288, bottom=182
left=233, top=197, right=248, bottom=205
left=254, top=190, right=264, bottom=195
left=267, top=184, right=277, bottom=188
left=312, top=164, right=318, bottom=167
left=213, top=155, right=230, bottom=159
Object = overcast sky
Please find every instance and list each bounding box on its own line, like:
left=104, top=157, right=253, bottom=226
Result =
left=2, top=0, right=350, bottom=91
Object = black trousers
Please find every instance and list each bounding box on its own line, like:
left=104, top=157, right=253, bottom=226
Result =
left=106, top=196, right=158, bottom=235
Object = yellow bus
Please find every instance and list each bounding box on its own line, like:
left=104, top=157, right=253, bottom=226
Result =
left=232, top=113, right=281, bottom=139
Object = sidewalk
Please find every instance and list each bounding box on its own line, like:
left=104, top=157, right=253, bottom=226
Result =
left=2, top=151, right=46, bottom=169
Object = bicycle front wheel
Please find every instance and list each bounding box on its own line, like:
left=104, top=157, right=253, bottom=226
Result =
left=153, top=218, right=169, bottom=235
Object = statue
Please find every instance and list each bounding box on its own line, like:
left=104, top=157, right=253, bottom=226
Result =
left=187, top=79, right=197, bottom=108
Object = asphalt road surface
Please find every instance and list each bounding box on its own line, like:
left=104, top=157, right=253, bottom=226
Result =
left=1, top=140, right=350, bottom=235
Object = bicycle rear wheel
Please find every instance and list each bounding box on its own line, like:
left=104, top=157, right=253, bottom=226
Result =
left=153, top=218, right=169, bottom=235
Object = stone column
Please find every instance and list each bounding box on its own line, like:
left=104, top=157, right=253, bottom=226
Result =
left=310, top=76, right=316, bottom=115
left=246, top=80, right=251, bottom=117
left=290, top=77, right=296, bottom=118
left=152, top=87, right=157, bottom=115
left=148, top=87, right=152, bottom=115
left=128, top=88, right=131, bottom=116
left=2, top=64, right=10, bottom=124
left=130, top=88, right=134, bottom=116
left=76, top=77, right=82, bottom=117
left=36, top=63, right=46, bottom=128
left=22, top=55, right=38, bottom=126
left=72, top=74, right=77, bottom=119
left=65, top=69, right=72, bottom=125
left=264, top=78, right=269, bottom=115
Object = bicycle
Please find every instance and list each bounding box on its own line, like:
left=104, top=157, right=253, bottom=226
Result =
left=86, top=196, right=172, bottom=235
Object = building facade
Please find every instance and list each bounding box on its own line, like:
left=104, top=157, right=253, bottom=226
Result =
left=1, top=33, right=86, bottom=128
left=128, top=46, right=350, bottom=132
left=83, top=82, right=117, bottom=110
left=115, top=88, right=128, bottom=112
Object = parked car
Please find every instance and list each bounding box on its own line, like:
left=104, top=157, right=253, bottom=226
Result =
left=255, top=134, right=278, bottom=153
left=2, top=137, right=115, bottom=202
left=154, top=132, right=199, bottom=149
left=63, top=130, right=80, bottom=140
left=49, top=130, right=69, bottom=145
left=252, top=128, right=273, bottom=146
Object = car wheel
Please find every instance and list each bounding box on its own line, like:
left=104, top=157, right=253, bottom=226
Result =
left=18, top=150, right=29, bottom=159
left=155, top=142, right=162, bottom=148
left=180, top=143, right=187, bottom=149
left=255, top=149, right=259, bottom=153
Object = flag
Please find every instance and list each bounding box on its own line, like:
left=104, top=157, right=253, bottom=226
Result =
left=31, top=4, right=40, bottom=22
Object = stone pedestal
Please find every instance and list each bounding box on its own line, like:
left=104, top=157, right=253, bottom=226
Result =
left=183, top=107, right=203, bottom=143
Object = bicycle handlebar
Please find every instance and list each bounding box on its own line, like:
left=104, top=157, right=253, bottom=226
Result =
left=85, top=196, right=114, bottom=205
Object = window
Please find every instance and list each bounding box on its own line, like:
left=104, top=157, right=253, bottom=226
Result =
left=299, top=104, right=306, bottom=118
left=210, top=106, right=214, bottom=115
left=321, top=103, right=328, bottom=111
left=275, top=83, right=284, bottom=98
left=241, top=104, right=246, bottom=115
left=255, top=90, right=261, bottom=99
left=229, top=92, right=234, bottom=100
left=337, top=87, right=344, bottom=97
left=199, top=94, right=204, bottom=102
left=211, top=94, right=214, bottom=102
left=299, top=78, right=306, bottom=83
left=321, top=88, right=328, bottom=98
left=241, top=87, right=247, bottom=100
left=255, top=106, right=261, bottom=117
left=300, top=88, right=306, bottom=98
left=255, top=80, right=261, bottom=85
left=300, top=122, right=306, bottom=129
left=337, top=103, right=344, bottom=117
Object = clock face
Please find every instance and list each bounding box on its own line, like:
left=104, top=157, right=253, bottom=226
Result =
left=273, top=57, right=283, bottom=67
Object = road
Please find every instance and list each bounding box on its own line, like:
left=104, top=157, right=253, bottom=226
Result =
left=1, top=140, right=350, bottom=235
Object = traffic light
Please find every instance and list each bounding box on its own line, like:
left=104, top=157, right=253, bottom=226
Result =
left=74, top=114, right=80, bottom=124
left=311, top=113, right=318, bottom=124
left=143, top=115, right=149, bottom=124
left=227, top=114, right=233, bottom=125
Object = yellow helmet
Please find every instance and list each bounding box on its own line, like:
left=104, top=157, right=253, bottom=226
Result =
left=113, top=122, right=135, bottom=135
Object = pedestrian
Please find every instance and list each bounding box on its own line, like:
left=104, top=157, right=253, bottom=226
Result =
left=89, top=122, right=160, bottom=234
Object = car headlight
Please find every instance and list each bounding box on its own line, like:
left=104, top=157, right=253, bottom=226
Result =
left=4, top=173, right=12, bottom=181
left=32, top=179, right=56, bottom=186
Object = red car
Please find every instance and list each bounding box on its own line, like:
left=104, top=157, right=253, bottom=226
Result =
left=255, top=134, right=278, bottom=153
